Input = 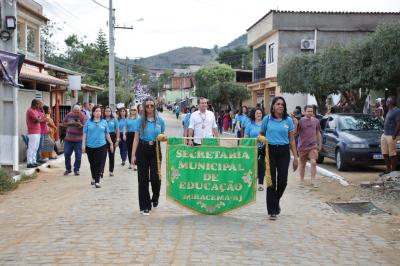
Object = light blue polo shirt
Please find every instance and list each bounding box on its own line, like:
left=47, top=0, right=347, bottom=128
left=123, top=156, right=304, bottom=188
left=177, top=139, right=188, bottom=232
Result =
left=237, top=114, right=249, bottom=128
left=261, top=115, right=294, bottom=145
left=105, top=118, right=119, bottom=133
left=135, top=116, right=165, bottom=142
left=83, top=119, right=109, bottom=148
left=242, top=115, right=250, bottom=128
left=244, top=121, right=262, bottom=138
left=183, top=113, right=191, bottom=128
left=126, top=117, right=139, bottom=132
left=118, top=118, right=126, bottom=132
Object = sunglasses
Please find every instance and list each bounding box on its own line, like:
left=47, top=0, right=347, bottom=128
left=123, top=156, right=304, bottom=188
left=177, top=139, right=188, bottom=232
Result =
left=131, top=109, right=137, bottom=111
left=146, top=104, right=154, bottom=108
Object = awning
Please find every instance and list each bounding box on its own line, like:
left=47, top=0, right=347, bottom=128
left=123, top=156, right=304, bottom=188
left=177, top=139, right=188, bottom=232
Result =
left=20, top=66, right=68, bottom=86
left=81, top=83, right=104, bottom=92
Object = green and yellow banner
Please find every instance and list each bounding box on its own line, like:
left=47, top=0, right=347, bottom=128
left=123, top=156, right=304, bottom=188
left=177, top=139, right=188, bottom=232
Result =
left=166, top=137, right=259, bottom=215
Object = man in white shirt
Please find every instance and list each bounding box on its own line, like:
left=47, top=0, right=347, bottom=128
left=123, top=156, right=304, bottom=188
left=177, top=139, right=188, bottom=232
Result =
left=188, top=97, right=219, bottom=146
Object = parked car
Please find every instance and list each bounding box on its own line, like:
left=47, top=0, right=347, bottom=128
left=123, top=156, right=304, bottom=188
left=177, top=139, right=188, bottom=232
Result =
left=318, top=113, right=400, bottom=171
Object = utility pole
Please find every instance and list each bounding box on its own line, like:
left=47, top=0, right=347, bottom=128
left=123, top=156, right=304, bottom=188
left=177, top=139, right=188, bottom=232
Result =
left=108, top=0, right=116, bottom=110
left=108, top=0, right=134, bottom=110
left=0, top=0, right=18, bottom=171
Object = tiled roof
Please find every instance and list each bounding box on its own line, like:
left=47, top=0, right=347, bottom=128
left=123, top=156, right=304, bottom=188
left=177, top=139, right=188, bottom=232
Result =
left=247, top=9, right=400, bottom=31
left=20, top=66, right=68, bottom=86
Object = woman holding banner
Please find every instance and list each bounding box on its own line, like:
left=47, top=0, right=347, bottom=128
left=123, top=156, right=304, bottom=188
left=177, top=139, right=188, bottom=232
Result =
left=260, top=97, right=298, bottom=220
left=244, top=107, right=265, bottom=191
left=131, top=97, right=166, bottom=216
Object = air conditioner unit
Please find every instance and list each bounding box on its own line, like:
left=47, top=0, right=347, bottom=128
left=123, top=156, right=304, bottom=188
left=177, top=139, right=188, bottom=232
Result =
left=301, top=39, right=315, bottom=50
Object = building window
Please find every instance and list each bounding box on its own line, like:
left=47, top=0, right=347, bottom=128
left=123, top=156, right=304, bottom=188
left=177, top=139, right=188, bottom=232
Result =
left=267, top=43, right=274, bottom=64
left=27, top=26, right=36, bottom=53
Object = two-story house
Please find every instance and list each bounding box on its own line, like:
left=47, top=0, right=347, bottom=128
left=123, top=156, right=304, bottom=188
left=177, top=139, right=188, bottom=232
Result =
left=246, top=10, right=400, bottom=113
left=14, top=0, right=103, bottom=162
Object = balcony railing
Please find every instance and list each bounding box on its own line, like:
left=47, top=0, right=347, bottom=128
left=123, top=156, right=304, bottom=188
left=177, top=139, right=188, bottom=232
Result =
left=253, top=64, right=266, bottom=81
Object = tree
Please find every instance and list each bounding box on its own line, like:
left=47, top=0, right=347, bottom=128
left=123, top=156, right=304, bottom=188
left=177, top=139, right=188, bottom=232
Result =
left=209, top=82, right=250, bottom=110
left=147, top=69, right=173, bottom=97
left=41, top=21, right=61, bottom=61
left=194, top=64, right=249, bottom=110
left=95, top=29, right=108, bottom=58
left=368, top=24, right=400, bottom=100
left=97, top=87, right=133, bottom=107
left=195, top=64, right=235, bottom=101
left=216, top=47, right=252, bottom=69
left=278, top=54, right=333, bottom=114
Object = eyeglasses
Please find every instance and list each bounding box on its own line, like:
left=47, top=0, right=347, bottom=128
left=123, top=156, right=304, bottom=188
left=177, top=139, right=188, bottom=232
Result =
left=146, top=104, right=154, bottom=108
left=131, top=109, right=137, bottom=111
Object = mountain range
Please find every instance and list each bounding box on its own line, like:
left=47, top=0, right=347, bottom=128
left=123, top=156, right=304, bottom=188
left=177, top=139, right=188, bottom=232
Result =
left=116, top=34, right=247, bottom=70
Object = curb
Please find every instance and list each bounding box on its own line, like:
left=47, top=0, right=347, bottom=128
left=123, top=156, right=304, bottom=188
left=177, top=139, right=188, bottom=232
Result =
left=291, top=156, right=349, bottom=186
left=12, top=156, right=65, bottom=182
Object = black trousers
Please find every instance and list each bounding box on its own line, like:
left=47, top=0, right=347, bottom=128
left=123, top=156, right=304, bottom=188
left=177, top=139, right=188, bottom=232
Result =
left=266, top=145, right=290, bottom=215
left=136, top=142, right=161, bottom=211
left=107, top=133, right=116, bottom=172
left=126, top=132, right=135, bottom=164
left=86, top=144, right=107, bottom=183
left=257, top=147, right=266, bottom=185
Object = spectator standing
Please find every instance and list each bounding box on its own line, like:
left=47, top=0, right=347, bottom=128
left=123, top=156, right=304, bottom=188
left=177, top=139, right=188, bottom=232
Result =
left=260, top=96, right=298, bottom=220
left=62, top=104, right=87, bottom=176
left=26, top=99, right=46, bottom=168
left=375, top=99, right=384, bottom=121
left=82, top=105, right=113, bottom=188
left=380, top=97, right=400, bottom=175
left=41, top=106, right=57, bottom=160
left=188, top=97, right=219, bottom=146
left=223, top=111, right=230, bottom=132
left=217, top=111, right=224, bottom=135
left=297, top=105, right=321, bottom=188
left=82, top=102, right=91, bottom=120
left=36, top=100, right=46, bottom=164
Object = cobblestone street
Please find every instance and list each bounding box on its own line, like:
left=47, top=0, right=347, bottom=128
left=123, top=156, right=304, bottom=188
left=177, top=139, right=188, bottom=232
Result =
left=0, top=112, right=399, bottom=265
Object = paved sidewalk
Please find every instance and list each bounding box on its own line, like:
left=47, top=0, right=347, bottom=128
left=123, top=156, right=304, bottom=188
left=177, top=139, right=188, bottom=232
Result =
left=0, top=112, right=399, bottom=265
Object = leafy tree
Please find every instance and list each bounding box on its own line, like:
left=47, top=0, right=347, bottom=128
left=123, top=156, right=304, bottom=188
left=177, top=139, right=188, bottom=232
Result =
left=147, top=69, right=173, bottom=97
left=195, top=64, right=235, bottom=100
left=97, top=87, right=133, bottom=107
left=368, top=24, right=400, bottom=100
left=216, top=47, right=252, bottom=69
left=194, top=64, right=248, bottom=110
left=209, top=82, right=250, bottom=111
left=278, top=54, right=332, bottom=114
left=41, top=21, right=61, bottom=61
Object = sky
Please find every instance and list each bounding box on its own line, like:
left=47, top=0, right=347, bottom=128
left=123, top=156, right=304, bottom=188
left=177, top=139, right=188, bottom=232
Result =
left=36, top=0, right=400, bottom=59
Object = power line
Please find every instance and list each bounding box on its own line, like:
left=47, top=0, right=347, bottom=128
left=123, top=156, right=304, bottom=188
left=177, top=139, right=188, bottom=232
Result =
left=40, top=0, right=90, bottom=36
left=91, top=0, right=109, bottom=9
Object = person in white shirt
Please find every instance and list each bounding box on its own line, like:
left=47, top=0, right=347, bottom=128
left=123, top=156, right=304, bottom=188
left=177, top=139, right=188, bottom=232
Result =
left=188, top=97, right=219, bottom=146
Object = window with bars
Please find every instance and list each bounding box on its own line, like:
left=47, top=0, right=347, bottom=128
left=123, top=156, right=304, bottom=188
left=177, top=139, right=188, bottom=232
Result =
left=267, top=43, right=275, bottom=64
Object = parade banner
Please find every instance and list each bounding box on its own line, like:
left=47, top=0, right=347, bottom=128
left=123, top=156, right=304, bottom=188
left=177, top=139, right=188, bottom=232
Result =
left=166, top=137, right=258, bottom=215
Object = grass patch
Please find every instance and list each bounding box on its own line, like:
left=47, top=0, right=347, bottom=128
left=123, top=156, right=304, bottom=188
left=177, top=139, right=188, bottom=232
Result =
left=20, top=171, right=38, bottom=181
left=0, top=168, right=18, bottom=194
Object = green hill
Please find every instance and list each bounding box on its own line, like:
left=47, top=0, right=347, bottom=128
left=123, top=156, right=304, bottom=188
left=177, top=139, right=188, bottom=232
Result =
left=116, top=34, right=248, bottom=70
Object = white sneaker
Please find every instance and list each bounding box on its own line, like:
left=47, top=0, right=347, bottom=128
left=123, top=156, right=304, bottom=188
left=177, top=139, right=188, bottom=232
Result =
left=258, top=185, right=264, bottom=191
left=110, top=172, right=114, bottom=177
left=95, top=183, right=101, bottom=188
left=142, top=210, right=150, bottom=216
